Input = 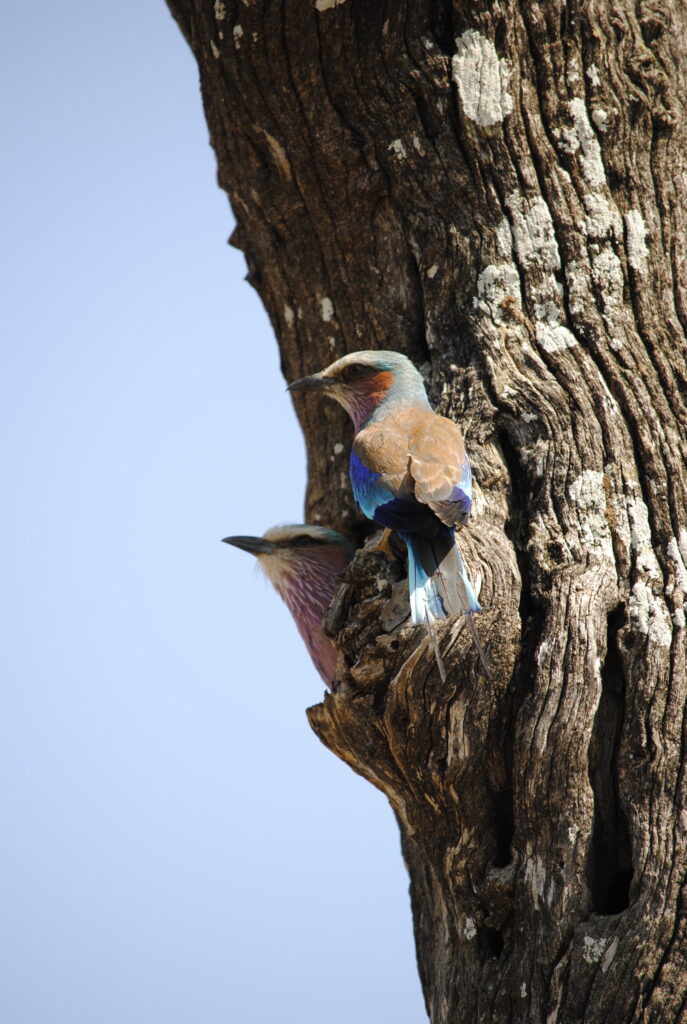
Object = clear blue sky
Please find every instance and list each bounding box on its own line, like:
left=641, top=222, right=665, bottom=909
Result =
left=0, top=2, right=426, bottom=1022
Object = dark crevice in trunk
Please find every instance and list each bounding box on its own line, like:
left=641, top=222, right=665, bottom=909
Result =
left=497, top=426, right=542, bottom=687
left=491, top=794, right=514, bottom=869
left=488, top=427, right=540, bottom=887
left=478, top=925, right=504, bottom=960
left=427, top=1, right=456, bottom=58
left=587, top=603, right=633, bottom=915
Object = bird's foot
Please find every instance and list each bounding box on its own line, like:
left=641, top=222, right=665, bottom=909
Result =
left=370, top=528, right=397, bottom=561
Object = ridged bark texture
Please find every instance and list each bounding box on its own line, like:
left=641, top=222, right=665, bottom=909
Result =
left=166, top=1, right=687, bottom=1020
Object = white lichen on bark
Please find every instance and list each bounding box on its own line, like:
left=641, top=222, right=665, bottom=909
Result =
left=583, top=936, right=608, bottom=964
left=567, top=469, right=614, bottom=560
left=536, top=323, right=579, bottom=354
left=624, top=210, right=649, bottom=272
left=592, top=109, right=609, bottom=133
left=451, top=30, right=513, bottom=127
left=586, top=63, right=601, bottom=88
left=565, top=98, right=607, bottom=188
left=473, top=263, right=520, bottom=325
left=666, top=536, right=687, bottom=594
left=505, top=194, right=561, bottom=271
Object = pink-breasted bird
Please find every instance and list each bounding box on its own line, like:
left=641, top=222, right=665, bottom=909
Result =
left=288, top=351, right=490, bottom=679
left=222, top=525, right=353, bottom=687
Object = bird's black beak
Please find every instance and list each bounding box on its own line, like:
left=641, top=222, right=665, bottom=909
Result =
left=287, top=373, right=332, bottom=393
left=222, top=535, right=275, bottom=556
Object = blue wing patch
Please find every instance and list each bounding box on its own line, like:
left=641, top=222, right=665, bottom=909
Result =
left=456, top=460, right=472, bottom=501
left=349, top=451, right=395, bottom=520
left=430, top=463, right=472, bottom=524
left=447, top=484, right=472, bottom=521
left=349, top=452, right=441, bottom=536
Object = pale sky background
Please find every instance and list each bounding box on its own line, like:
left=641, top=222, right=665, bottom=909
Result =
left=0, top=2, right=427, bottom=1022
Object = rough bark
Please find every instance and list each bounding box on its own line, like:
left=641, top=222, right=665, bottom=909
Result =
left=166, top=1, right=687, bottom=1020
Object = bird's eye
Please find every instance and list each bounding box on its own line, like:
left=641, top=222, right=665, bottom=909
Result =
left=341, top=364, right=372, bottom=382
left=290, top=535, right=313, bottom=547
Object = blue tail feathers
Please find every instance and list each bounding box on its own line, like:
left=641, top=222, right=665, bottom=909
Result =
left=402, top=527, right=481, bottom=626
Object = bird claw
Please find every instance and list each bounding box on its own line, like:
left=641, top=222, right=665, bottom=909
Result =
left=370, top=528, right=398, bottom=561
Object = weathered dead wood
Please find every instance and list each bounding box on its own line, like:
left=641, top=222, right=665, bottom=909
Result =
left=167, top=1, right=687, bottom=1020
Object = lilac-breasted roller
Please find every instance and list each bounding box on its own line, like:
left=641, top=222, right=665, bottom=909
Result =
left=222, top=525, right=353, bottom=687
left=288, top=351, right=489, bottom=679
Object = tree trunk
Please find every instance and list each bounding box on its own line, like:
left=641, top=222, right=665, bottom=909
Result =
left=166, top=0, right=687, bottom=1019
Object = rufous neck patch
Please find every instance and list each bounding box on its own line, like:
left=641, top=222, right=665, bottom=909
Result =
left=359, top=370, right=393, bottom=403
